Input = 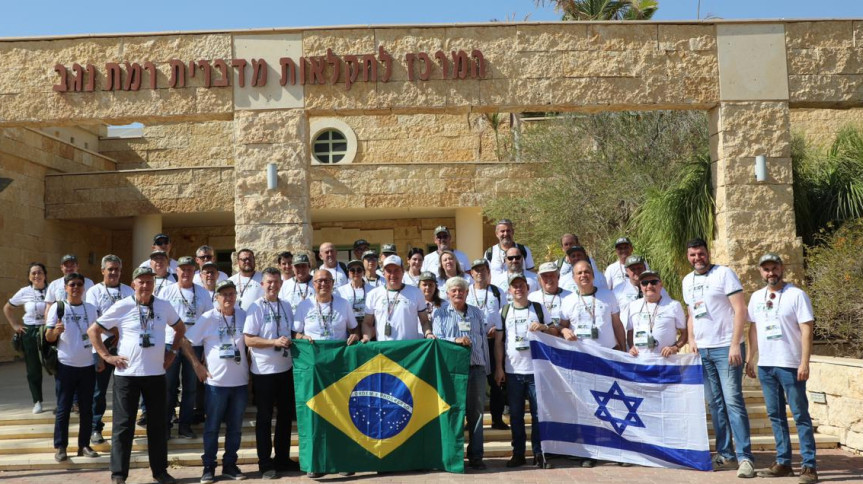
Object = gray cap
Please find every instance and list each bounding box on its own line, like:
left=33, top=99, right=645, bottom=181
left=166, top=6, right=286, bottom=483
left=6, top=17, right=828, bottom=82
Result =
left=149, top=250, right=168, bottom=260
left=131, top=267, right=155, bottom=279
left=353, top=239, right=369, bottom=249
left=177, top=256, right=196, bottom=267
left=293, top=254, right=310, bottom=266
left=566, top=245, right=587, bottom=256
left=638, top=270, right=661, bottom=281
left=60, top=254, right=78, bottom=264
left=538, top=261, right=559, bottom=275
left=201, top=261, right=218, bottom=270
left=215, top=280, right=236, bottom=293
left=361, top=250, right=378, bottom=260
left=418, top=271, right=437, bottom=282
left=347, top=259, right=363, bottom=269
left=470, top=258, right=489, bottom=270
left=381, top=243, right=397, bottom=254
left=508, top=272, right=527, bottom=286
left=758, top=253, right=783, bottom=266
left=434, top=225, right=450, bottom=235
left=615, top=237, right=632, bottom=247
left=624, top=255, right=646, bottom=268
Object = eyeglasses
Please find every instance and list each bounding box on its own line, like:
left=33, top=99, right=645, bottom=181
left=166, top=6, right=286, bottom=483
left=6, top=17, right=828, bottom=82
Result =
left=640, top=279, right=661, bottom=287
left=348, top=267, right=363, bottom=273
left=67, top=282, right=84, bottom=287
left=196, top=254, right=213, bottom=260
left=238, top=258, right=253, bottom=263
left=507, top=256, right=522, bottom=261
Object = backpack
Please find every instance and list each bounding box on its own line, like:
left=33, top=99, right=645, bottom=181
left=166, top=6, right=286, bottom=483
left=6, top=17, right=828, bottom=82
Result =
left=485, top=243, right=528, bottom=263
left=37, top=301, right=62, bottom=376
left=487, top=284, right=502, bottom=307
left=500, top=301, right=545, bottom=343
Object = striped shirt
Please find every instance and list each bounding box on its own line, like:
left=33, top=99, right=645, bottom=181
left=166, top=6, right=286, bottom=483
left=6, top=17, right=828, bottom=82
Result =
left=431, top=302, right=489, bottom=373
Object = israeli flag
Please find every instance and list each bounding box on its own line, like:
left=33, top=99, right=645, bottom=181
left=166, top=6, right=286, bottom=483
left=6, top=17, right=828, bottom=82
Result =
left=529, top=331, right=712, bottom=471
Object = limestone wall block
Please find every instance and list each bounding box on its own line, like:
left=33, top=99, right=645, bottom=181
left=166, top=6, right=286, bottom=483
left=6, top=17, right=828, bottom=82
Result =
left=303, top=29, right=376, bottom=57
left=714, top=183, right=794, bottom=213
left=844, top=430, right=863, bottom=453
left=120, top=34, right=231, bottom=62
left=713, top=157, right=792, bottom=187
left=786, top=21, right=854, bottom=49
left=812, top=48, right=863, bottom=75
left=516, top=24, right=590, bottom=52
left=658, top=24, right=716, bottom=51
left=309, top=193, right=366, bottom=209
left=234, top=110, right=306, bottom=145
left=789, top=74, right=863, bottom=104
left=374, top=80, right=448, bottom=111
left=236, top=195, right=308, bottom=225
left=304, top=81, right=379, bottom=113
left=1, top=38, right=122, bottom=68
left=373, top=28, right=446, bottom=82
left=787, top=49, right=820, bottom=75
left=561, top=50, right=667, bottom=78
left=826, top=396, right=863, bottom=429
left=234, top=223, right=312, bottom=252
left=664, top=50, right=718, bottom=78
left=235, top=168, right=308, bottom=195
left=586, top=24, right=658, bottom=51
left=856, top=21, right=863, bottom=47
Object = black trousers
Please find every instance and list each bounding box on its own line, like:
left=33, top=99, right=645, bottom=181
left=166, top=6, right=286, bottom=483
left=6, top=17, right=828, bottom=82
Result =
left=487, top=336, right=506, bottom=422
left=252, top=370, right=295, bottom=472
left=111, top=374, right=167, bottom=480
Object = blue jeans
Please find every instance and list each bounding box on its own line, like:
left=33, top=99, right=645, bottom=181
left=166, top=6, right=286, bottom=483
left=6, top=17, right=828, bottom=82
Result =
left=202, top=384, right=248, bottom=469
left=506, top=372, right=541, bottom=457
left=699, top=344, right=753, bottom=462
left=92, top=352, right=114, bottom=432
left=466, top=366, right=486, bottom=461
left=758, top=366, right=816, bottom=468
left=165, top=345, right=203, bottom=429
left=54, top=362, right=95, bottom=449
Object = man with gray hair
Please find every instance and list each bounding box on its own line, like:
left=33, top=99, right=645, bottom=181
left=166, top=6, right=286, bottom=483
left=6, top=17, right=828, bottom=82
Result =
left=192, top=245, right=227, bottom=286
left=85, top=254, right=133, bottom=445
left=421, top=226, right=470, bottom=275
left=485, top=219, right=535, bottom=279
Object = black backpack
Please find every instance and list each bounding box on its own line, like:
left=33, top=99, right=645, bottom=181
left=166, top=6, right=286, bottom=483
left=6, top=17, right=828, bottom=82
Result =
left=37, top=301, right=62, bottom=376
left=485, top=243, right=528, bottom=263
left=500, top=301, right=545, bottom=343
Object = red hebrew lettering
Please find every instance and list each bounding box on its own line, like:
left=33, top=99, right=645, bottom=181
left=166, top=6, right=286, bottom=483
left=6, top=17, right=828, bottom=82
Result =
left=326, top=49, right=341, bottom=85
left=471, top=50, right=486, bottom=78
left=360, top=54, right=378, bottom=82
left=70, top=63, right=84, bottom=92
left=251, top=59, right=267, bottom=87
left=299, top=57, right=307, bottom=85
left=309, top=56, right=326, bottom=85
left=279, top=57, right=297, bottom=86
left=212, top=59, right=229, bottom=87
left=53, top=64, right=68, bottom=92
left=405, top=53, right=417, bottom=81
left=197, top=60, right=213, bottom=87
left=418, top=52, right=433, bottom=81
left=123, top=62, right=142, bottom=91
left=85, top=64, right=96, bottom=92
left=378, top=46, right=393, bottom=82
left=188, top=60, right=196, bottom=78
left=232, top=58, right=248, bottom=87
left=453, top=50, right=470, bottom=80
left=344, top=55, right=360, bottom=90
left=143, top=62, right=156, bottom=89
left=104, top=62, right=122, bottom=91
left=434, top=50, right=450, bottom=79
left=168, top=59, right=186, bottom=88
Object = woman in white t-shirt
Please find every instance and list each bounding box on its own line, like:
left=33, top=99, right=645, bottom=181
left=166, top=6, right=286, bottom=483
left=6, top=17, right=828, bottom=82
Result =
left=402, top=248, right=424, bottom=287
left=3, top=262, right=49, bottom=414
left=436, top=250, right=473, bottom=291
left=419, top=271, right=444, bottom=318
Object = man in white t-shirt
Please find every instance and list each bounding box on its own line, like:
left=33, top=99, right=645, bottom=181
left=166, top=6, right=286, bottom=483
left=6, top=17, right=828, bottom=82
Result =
left=229, top=248, right=263, bottom=310
left=294, top=269, right=359, bottom=345
left=45, top=254, right=95, bottom=318
left=149, top=250, right=177, bottom=297
left=528, top=262, right=571, bottom=332
left=279, top=254, right=316, bottom=311
left=559, top=260, right=626, bottom=351
left=745, top=253, right=818, bottom=483
left=277, top=251, right=294, bottom=281
left=421, top=225, right=470, bottom=275
left=494, top=273, right=553, bottom=470
left=336, top=259, right=372, bottom=328
left=84, top=254, right=133, bottom=445
left=612, top=254, right=667, bottom=312
left=559, top=245, right=608, bottom=293
left=242, top=268, right=297, bottom=479
left=198, top=262, right=220, bottom=302
left=352, top=239, right=370, bottom=261
left=485, top=219, right=535, bottom=278
left=622, top=270, right=687, bottom=357
left=681, top=238, right=753, bottom=477
left=197, top=280, right=248, bottom=483
left=317, top=242, right=349, bottom=287
left=137, top=233, right=179, bottom=275
left=362, top=255, right=433, bottom=342
left=604, top=237, right=635, bottom=290
left=375, top=243, right=398, bottom=279
left=468, top=259, right=507, bottom=430
left=192, top=245, right=228, bottom=286
left=492, top=247, right=539, bottom=300
left=557, top=234, right=600, bottom=277
left=88, top=267, right=207, bottom=484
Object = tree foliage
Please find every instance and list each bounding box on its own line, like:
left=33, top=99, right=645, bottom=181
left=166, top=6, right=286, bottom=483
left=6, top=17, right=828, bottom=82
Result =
left=536, top=0, right=658, bottom=21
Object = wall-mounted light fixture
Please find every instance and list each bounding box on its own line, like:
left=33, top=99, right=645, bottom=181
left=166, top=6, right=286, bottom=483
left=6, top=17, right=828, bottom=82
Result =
left=266, top=163, right=278, bottom=190
left=755, top=155, right=767, bottom=182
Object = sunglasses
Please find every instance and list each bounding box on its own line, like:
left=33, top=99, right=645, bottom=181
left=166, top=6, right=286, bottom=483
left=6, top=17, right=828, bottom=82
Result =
left=196, top=254, right=213, bottom=260
left=238, top=258, right=253, bottom=262
left=507, top=256, right=522, bottom=261
left=154, top=240, right=169, bottom=246
left=640, top=279, right=661, bottom=287
left=348, top=267, right=364, bottom=273
left=67, top=282, right=84, bottom=287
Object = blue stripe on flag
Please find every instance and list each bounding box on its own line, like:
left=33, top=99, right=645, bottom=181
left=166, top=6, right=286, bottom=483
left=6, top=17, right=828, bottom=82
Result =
left=530, top=340, right=703, bottom=385
left=539, top=421, right=713, bottom=471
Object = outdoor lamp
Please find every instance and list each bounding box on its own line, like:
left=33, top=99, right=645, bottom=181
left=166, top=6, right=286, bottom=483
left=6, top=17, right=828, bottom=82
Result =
left=267, top=162, right=278, bottom=190
left=754, top=155, right=767, bottom=182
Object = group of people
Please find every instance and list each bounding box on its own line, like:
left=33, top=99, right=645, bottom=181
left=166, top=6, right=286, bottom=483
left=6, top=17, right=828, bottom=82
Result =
left=2, top=221, right=819, bottom=484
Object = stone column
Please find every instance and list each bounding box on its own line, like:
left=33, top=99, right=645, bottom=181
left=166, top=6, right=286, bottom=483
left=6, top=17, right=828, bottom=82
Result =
left=709, top=101, right=803, bottom=290
left=233, top=109, right=312, bottom=269
left=455, top=207, right=484, bottom=261
left=133, top=214, right=162, bottom=267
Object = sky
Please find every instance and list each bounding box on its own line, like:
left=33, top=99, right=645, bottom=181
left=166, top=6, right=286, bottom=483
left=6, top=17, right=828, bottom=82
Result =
left=3, top=0, right=863, bottom=38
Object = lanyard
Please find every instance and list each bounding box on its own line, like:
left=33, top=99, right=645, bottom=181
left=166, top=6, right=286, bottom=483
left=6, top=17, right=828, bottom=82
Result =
left=351, top=285, right=365, bottom=306
left=31, top=285, right=45, bottom=301
left=542, top=290, right=559, bottom=311
left=177, top=285, right=197, bottom=315
left=692, top=265, right=715, bottom=297
left=102, top=283, right=122, bottom=302
left=136, top=300, right=154, bottom=332
left=315, top=299, right=333, bottom=332
left=764, top=285, right=786, bottom=315
left=264, top=299, right=285, bottom=337
left=406, top=272, right=419, bottom=285
left=294, top=279, right=311, bottom=300
left=471, top=287, right=489, bottom=310
left=577, top=288, right=597, bottom=328
left=237, top=272, right=257, bottom=298
left=385, top=288, right=402, bottom=323
left=509, top=305, right=529, bottom=336
left=638, top=296, right=662, bottom=333
left=65, top=302, right=90, bottom=334
left=219, top=310, right=237, bottom=339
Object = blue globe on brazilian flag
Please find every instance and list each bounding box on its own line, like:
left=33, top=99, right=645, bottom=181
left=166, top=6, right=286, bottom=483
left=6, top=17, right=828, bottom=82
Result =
left=291, top=339, right=470, bottom=473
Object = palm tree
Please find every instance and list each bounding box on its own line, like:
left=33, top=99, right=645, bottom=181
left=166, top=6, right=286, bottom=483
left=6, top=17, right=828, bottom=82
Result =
left=536, top=0, right=658, bottom=21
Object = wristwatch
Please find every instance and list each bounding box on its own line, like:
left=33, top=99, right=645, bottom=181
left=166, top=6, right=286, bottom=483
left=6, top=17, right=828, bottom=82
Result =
left=168, top=348, right=179, bottom=355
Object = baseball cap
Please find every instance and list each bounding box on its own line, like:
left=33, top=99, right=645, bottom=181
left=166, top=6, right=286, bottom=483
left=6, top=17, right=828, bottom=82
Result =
left=381, top=243, right=397, bottom=254
left=361, top=250, right=378, bottom=260
left=293, top=254, right=310, bottom=266
left=538, top=261, right=559, bottom=275
left=508, top=272, right=527, bottom=286
left=624, top=255, right=646, bottom=268
left=383, top=255, right=402, bottom=268
left=201, top=261, right=218, bottom=270
left=566, top=245, right=587, bottom=256
left=353, top=239, right=369, bottom=249
left=434, top=225, right=450, bottom=236
left=153, top=233, right=170, bottom=244
left=60, top=254, right=78, bottom=264
left=470, top=258, right=489, bottom=270
left=149, top=250, right=168, bottom=259
left=638, top=270, right=661, bottom=281
left=614, top=237, right=632, bottom=247
left=215, top=280, right=236, bottom=293
left=758, top=253, right=783, bottom=266
left=418, top=271, right=436, bottom=282
left=131, top=267, right=155, bottom=279
left=347, top=259, right=363, bottom=269
left=177, top=256, right=196, bottom=267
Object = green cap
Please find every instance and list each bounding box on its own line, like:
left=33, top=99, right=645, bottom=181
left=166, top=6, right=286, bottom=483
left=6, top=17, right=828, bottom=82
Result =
left=361, top=250, right=378, bottom=260
left=177, top=256, right=196, bottom=267
left=418, top=271, right=437, bottom=282
left=215, top=280, right=236, bottom=293
left=381, top=243, right=397, bottom=254
left=624, top=255, right=645, bottom=268
left=347, top=259, right=363, bottom=269
left=131, top=267, right=155, bottom=280
left=293, top=254, right=310, bottom=266
left=149, top=250, right=168, bottom=260
left=470, top=258, right=489, bottom=270
left=638, top=270, right=661, bottom=281
left=758, top=253, right=783, bottom=266
left=508, top=272, right=527, bottom=286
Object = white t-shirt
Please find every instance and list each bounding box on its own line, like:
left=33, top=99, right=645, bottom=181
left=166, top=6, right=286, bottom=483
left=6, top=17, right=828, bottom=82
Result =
left=682, top=265, right=744, bottom=349
left=467, top=285, right=503, bottom=332
left=528, top=288, right=572, bottom=327
left=559, top=267, right=609, bottom=292
left=293, top=295, right=357, bottom=341
left=560, top=288, right=620, bottom=349
left=160, top=283, right=214, bottom=346
left=8, top=285, right=48, bottom=326
left=402, top=271, right=422, bottom=287
left=139, top=258, right=179, bottom=275
left=364, top=276, right=386, bottom=289
left=46, top=301, right=98, bottom=367
left=364, top=284, right=426, bottom=341
left=152, top=274, right=177, bottom=297
left=278, top=277, right=316, bottom=312
left=497, top=302, right=551, bottom=374
left=198, top=308, right=249, bottom=387
left=85, top=283, right=134, bottom=317
left=491, top=271, right=540, bottom=304
left=605, top=261, right=653, bottom=291
left=421, top=249, right=471, bottom=275
left=621, top=297, right=686, bottom=355
left=229, top=272, right=263, bottom=310
left=612, top=282, right=670, bottom=313
left=748, top=284, right=814, bottom=369
left=192, top=270, right=228, bottom=286
left=487, top=244, right=536, bottom=278
left=45, top=277, right=95, bottom=303
left=318, top=264, right=349, bottom=287
left=97, top=297, right=180, bottom=377
left=242, top=297, right=294, bottom=375
left=336, top=282, right=373, bottom=323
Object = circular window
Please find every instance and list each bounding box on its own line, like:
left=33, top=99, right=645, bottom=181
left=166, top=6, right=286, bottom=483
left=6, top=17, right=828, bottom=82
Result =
left=309, top=118, right=358, bottom=165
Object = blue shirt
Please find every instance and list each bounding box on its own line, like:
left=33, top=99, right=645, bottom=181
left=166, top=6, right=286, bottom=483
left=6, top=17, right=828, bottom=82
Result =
left=432, top=302, right=489, bottom=373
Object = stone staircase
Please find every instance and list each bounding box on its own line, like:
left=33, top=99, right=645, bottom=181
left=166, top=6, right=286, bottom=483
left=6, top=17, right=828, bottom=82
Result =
left=0, top=388, right=840, bottom=471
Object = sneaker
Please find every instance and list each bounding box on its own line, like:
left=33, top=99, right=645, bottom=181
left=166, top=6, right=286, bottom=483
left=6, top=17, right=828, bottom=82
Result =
left=338, top=472, right=355, bottom=476
left=136, top=413, right=147, bottom=427
left=54, top=447, right=67, bottom=462
left=200, top=467, right=215, bottom=484
left=737, top=459, right=756, bottom=478
left=713, top=454, right=738, bottom=471
left=154, top=472, right=177, bottom=484
left=491, top=420, right=510, bottom=430
left=798, top=467, right=819, bottom=484
left=757, top=462, right=794, bottom=478
left=111, top=478, right=126, bottom=484
left=505, top=455, right=526, bottom=468
left=77, top=446, right=99, bottom=458
left=261, top=469, right=278, bottom=480
left=533, top=454, right=553, bottom=469
left=581, top=458, right=597, bottom=468
left=306, top=472, right=325, bottom=478
left=222, top=465, right=247, bottom=480
left=91, top=430, right=105, bottom=444
left=178, top=425, right=197, bottom=439
left=33, top=402, right=43, bottom=414
left=469, top=459, right=487, bottom=470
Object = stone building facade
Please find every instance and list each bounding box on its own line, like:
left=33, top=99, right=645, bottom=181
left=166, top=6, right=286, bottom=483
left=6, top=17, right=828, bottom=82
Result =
left=2, top=20, right=863, bottom=363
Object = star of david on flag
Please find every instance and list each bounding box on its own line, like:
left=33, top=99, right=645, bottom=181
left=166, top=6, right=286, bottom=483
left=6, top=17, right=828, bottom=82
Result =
left=529, top=331, right=713, bottom=471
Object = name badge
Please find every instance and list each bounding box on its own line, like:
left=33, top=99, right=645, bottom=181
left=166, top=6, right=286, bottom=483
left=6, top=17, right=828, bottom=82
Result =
left=514, top=334, right=529, bottom=351
left=764, top=323, right=783, bottom=340
left=139, top=331, right=153, bottom=348
left=634, top=330, right=649, bottom=348
left=575, top=322, right=592, bottom=339
left=458, top=319, right=472, bottom=332
left=219, top=343, right=237, bottom=359
left=693, top=300, right=708, bottom=319
left=81, top=333, right=92, bottom=349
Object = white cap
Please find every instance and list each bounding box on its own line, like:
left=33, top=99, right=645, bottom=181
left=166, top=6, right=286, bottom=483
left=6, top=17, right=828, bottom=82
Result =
left=538, top=261, right=559, bottom=275
left=383, top=255, right=403, bottom=268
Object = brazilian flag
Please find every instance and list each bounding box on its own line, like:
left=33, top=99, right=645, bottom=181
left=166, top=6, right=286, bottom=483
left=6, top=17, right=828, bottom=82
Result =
left=291, top=339, right=469, bottom=473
